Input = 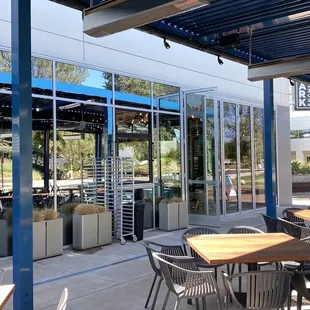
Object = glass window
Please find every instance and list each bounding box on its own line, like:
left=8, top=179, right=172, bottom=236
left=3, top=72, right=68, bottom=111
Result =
left=114, top=74, right=151, bottom=109
left=224, top=102, right=238, bottom=214
left=253, top=107, right=265, bottom=208
left=0, top=52, right=53, bottom=95
left=239, top=105, right=253, bottom=211
left=56, top=62, right=112, bottom=104
left=153, top=83, right=180, bottom=112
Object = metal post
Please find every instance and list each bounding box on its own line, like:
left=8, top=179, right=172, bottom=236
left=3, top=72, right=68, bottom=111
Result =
left=11, top=0, right=33, bottom=309
left=52, top=61, right=57, bottom=211
left=43, top=130, right=50, bottom=191
left=95, top=133, right=102, bottom=159
left=263, top=80, right=277, bottom=218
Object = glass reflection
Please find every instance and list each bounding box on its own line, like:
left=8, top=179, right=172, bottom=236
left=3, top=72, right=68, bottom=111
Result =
left=114, top=74, right=151, bottom=109
left=153, top=83, right=180, bottom=112
left=239, top=105, right=253, bottom=211
left=224, top=102, right=238, bottom=213
left=56, top=62, right=112, bottom=103
left=253, top=107, right=265, bottom=208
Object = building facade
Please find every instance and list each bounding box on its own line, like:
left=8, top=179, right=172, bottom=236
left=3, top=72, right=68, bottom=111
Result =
left=0, top=0, right=292, bottom=229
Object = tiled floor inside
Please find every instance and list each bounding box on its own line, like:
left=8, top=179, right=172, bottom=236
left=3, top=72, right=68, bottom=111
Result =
left=1, top=203, right=310, bottom=309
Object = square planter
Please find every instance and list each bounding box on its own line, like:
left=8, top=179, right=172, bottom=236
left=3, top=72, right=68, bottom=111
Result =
left=33, top=218, right=63, bottom=261
left=0, top=220, right=12, bottom=257
left=61, top=213, right=73, bottom=246
left=73, top=211, right=112, bottom=250
left=159, top=202, right=179, bottom=231
left=178, top=201, right=188, bottom=229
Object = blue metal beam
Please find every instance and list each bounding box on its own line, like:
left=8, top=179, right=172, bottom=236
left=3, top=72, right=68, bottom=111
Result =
left=11, top=0, right=33, bottom=309
left=263, top=80, right=277, bottom=218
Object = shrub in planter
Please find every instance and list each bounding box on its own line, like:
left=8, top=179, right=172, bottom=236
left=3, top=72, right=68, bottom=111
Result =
left=0, top=209, right=12, bottom=257
left=59, top=203, right=79, bottom=246
left=33, top=209, right=63, bottom=261
left=73, top=204, right=112, bottom=250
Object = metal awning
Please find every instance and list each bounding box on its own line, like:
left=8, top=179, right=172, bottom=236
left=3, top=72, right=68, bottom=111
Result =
left=51, top=0, right=310, bottom=83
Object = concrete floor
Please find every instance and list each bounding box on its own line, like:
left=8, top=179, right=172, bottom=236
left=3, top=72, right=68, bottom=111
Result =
left=1, top=204, right=310, bottom=310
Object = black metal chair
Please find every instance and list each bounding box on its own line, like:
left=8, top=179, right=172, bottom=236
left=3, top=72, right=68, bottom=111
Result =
left=282, top=207, right=306, bottom=227
left=291, top=270, right=310, bottom=310
left=182, top=227, right=225, bottom=280
left=277, top=218, right=310, bottom=240
left=141, top=240, right=185, bottom=310
left=261, top=214, right=283, bottom=233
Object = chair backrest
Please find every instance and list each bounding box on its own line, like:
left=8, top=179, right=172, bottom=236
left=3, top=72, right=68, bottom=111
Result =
left=153, top=253, right=218, bottom=297
left=56, top=288, right=68, bottom=310
left=223, top=271, right=293, bottom=310
left=228, top=226, right=264, bottom=234
left=182, top=227, right=219, bottom=260
left=292, top=271, right=310, bottom=302
left=261, top=214, right=280, bottom=233
left=141, top=240, right=185, bottom=277
left=282, top=207, right=304, bottom=224
left=277, top=218, right=303, bottom=239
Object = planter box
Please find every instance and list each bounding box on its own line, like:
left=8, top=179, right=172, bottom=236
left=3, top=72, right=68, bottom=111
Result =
left=33, top=218, right=63, bottom=261
left=61, top=213, right=73, bottom=246
left=178, top=201, right=188, bottom=229
left=159, top=202, right=179, bottom=231
left=0, top=220, right=12, bottom=257
left=73, top=211, right=112, bottom=250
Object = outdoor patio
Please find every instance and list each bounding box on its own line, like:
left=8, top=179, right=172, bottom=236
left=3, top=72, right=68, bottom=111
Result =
left=0, top=204, right=308, bottom=310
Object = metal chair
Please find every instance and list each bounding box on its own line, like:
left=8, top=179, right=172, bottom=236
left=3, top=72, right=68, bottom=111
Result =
left=282, top=207, right=306, bottom=227
left=261, top=214, right=283, bottom=233
left=222, top=270, right=293, bottom=310
left=141, top=240, right=185, bottom=310
left=277, top=218, right=310, bottom=239
left=56, top=288, right=68, bottom=310
left=153, top=253, right=222, bottom=310
left=182, top=227, right=224, bottom=280
left=291, top=270, right=310, bottom=310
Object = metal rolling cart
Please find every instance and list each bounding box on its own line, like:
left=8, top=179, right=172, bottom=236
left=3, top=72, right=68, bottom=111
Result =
left=81, top=157, right=136, bottom=244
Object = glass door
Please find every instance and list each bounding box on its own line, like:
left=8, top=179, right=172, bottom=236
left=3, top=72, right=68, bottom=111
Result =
left=184, top=88, right=220, bottom=227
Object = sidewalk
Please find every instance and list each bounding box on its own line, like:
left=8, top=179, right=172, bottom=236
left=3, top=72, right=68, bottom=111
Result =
left=0, top=204, right=307, bottom=309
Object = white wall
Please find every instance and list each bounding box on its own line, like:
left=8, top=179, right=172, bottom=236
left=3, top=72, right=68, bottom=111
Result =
left=0, top=0, right=292, bottom=205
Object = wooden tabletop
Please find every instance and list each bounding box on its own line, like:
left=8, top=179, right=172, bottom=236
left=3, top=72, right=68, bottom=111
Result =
left=291, top=209, right=310, bottom=221
left=0, top=285, right=14, bottom=309
left=185, top=233, right=310, bottom=265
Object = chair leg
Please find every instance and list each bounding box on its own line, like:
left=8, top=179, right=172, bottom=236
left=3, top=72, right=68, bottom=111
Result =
left=231, top=263, right=235, bottom=275
left=226, top=264, right=230, bottom=275
left=150, top=278, right=163, bottom=310
left=162, top=290, right=170, bottom=310
left=174, top=298, right=181, bottom=310
left=202, top=297, right=207, bottom=310
left=145, top=274, right=157, bottom=308
left=238, top=264, right=242, bottom=292
left=215, top=267, right=218, bottom=281
left=297, top=293, right=302, bottom=310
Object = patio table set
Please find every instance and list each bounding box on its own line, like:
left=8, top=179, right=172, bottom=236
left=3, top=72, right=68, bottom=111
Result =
left=142, top=208, right=310, bottom=310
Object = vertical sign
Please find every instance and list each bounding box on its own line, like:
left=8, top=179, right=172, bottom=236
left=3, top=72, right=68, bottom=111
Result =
left=295, top=82, right=310, bottom=110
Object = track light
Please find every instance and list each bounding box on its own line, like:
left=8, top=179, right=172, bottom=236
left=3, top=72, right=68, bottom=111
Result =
left=217, top=56, right=224, bottom=65
left=289, top=78, right=295, bottom=86
left=163, top=38, right=171, bottom=49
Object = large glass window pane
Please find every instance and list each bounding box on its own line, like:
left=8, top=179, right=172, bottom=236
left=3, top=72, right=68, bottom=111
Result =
left=224, top=102, right=238, bottom=214
left=116, top=109, right=152, bottom=183
left=158, top=113, right=181, bottom=198
left=239, top=105, right=253, bottom=211
left=0, top=52, right=53, bottom=95
left=114, top=75, right=151, bottom=109
left=153, top=83, right=180, bottom=112
left=253, top=107, right=265, bottom=208
left=56, top=62, right=112, bottom=104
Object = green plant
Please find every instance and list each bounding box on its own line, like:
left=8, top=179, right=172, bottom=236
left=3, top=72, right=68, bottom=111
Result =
left=41, top=209, right=59, bottom=221
left=74, top=204, right=105, bottom=215
left=59, top=203, right=79, bottom=214
left=33, top=210, right=43, bottom=222
left=170, top=196, right=182, bottom=203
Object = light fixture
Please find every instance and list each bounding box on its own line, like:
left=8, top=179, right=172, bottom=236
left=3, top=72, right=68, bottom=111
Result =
left=163, top=38, right=171, bottom=49
left=289, top=78, right=295, bottom=86
left=217, top=56, right=224, bottom=65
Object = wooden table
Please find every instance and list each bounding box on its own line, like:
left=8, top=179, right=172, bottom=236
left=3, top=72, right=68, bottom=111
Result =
left=0, top=285, right=14, bottom=309
left=185, top=233, right=310, bottom=271
left=291, top=209, right=310, bottom=221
